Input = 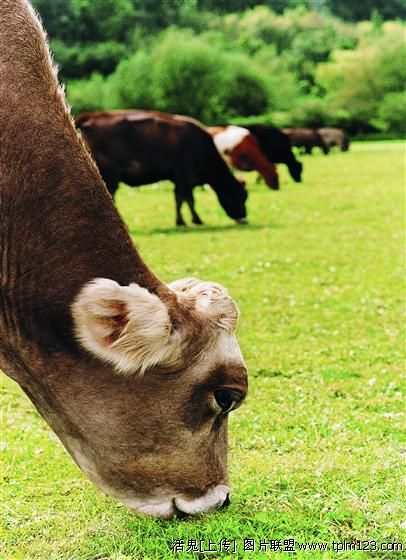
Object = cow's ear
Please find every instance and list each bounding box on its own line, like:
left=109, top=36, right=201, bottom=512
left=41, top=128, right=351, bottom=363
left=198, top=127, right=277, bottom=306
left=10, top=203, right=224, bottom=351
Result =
left=71, top=279, right=181, bottom=375
left=169, top=278, right=239, bottom=332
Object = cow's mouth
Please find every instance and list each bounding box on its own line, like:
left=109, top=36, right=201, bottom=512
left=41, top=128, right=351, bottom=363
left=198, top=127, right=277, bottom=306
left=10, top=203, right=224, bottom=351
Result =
left=119, top=484, right=230, bottom=518
left=236, top=217, right=248, bottom=225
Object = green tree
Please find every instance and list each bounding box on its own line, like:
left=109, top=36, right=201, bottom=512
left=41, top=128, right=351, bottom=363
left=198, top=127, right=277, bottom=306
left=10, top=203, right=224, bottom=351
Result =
left=326, top=0, right=406, bottom=21
left=316, top=23, right=406, bottom=129
left=70, top=30, right=270, bottom=121
left=68, top=73, right=109, bottom=114
left=378, top=92, right=406, bottom=133
left=32, top=0, right=77, bottom=41
left=70, top=0, right=137, bottom=43
left=52, top=40, right=129, bottom=80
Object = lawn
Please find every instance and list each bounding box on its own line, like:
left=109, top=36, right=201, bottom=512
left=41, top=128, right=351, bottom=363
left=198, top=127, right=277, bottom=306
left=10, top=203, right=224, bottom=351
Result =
left=1, top=141, right=405, bottom=559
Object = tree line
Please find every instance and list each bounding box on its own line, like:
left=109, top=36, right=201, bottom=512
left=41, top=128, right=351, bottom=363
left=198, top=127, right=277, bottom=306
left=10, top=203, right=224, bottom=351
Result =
left=33, top=0, right=406, bottom=134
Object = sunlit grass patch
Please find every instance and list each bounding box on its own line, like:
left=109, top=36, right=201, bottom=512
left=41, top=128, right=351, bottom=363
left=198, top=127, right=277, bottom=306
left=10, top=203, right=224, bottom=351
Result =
left=1, top=142, right=404, bottom=559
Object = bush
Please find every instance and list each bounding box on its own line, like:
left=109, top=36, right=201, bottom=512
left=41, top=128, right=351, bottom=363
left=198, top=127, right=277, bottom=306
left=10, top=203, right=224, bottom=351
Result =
left=147, top=31, right=228, bottom=121
left=52, top=40, right=128, bottom=80
left=289, top=97, right=332, bottom=128
left=106, top=50, right=156, bottom=110
left=378, top=92, right=406, bottom=133
left=209, top=55, right=269, bottom=119
left=67, top=73, right=108, bottom=114
left=316, top=24, right=406, bottom=131
left=102, top=30, right=270, bottom=123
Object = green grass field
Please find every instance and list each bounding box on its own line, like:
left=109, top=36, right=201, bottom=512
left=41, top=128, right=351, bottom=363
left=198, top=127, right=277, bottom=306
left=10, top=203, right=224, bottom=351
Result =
left=1, top=141, right=405, bottom=559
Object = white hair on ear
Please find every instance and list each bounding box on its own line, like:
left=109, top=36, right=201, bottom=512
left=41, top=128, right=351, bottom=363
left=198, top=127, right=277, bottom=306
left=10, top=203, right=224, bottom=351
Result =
left=71, top=278, right=182, bottom=375
left=169, top=277, right=239, bottom=332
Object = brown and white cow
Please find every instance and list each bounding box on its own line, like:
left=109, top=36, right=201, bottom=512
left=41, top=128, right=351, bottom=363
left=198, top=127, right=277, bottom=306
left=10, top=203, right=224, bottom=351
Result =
left=208, top=126, right=280, bottom=190
left=0, top=0, right=248, bottom=518
left=236, top=124, right=303, bottom=183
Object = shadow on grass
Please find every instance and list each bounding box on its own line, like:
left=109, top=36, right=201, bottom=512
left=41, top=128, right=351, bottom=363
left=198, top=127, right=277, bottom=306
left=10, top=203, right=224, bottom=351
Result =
left=129, top=222, right=278, bottom=237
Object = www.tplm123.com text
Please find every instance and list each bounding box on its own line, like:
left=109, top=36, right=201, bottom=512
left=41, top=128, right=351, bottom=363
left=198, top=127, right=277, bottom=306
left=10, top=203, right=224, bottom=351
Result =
left=170, top=538, right=404, bottom=554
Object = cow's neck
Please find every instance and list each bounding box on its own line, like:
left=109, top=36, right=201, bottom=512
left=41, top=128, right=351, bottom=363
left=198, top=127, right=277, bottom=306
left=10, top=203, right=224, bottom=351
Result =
left=0, top=0, right=176, bottom=384
left=0, top=348, right=140, bottom=479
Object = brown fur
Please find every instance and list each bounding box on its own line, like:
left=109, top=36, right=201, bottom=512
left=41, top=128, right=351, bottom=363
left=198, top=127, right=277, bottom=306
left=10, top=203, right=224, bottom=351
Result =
left=0, top=0, right=247, bottom=517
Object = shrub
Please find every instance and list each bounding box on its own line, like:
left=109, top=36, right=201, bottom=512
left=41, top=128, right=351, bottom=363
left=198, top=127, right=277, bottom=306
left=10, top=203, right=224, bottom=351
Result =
left=316, top=24, right=406, bottom=130
left=104, top=30, right=270, bottom=123
left=52, top=40, right=128, bottom=80
left=289, top=97, right=332, bottom=128
left=106, top=51, right=156, bottom=110
left=67, top=73, right=108, bottom=114
left=378, top=92, right=406, bottom=133
left=209, top=55, right=269, bottom=119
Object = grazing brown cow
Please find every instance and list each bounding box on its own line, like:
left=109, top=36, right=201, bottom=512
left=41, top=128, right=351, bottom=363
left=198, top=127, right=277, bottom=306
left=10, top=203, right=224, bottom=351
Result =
left=318, top=128, right=350, bottom=152
left=76, top=111, right=248, bottom=226
left=283, top=128, right=329, bottom=155
left=208, top=125, right=279, bottom=190
left=0, top=0, right=248, bottom=518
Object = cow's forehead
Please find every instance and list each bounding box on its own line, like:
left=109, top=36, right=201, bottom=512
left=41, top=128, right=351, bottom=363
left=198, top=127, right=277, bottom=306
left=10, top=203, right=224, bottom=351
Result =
left=192, top=331, right=247, bottom=387
left=214, top=331, right=245, bottom=364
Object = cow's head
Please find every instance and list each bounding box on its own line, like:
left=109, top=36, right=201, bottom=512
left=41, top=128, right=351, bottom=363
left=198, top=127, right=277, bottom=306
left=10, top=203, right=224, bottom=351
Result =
left=216, top=177, right=248, bottom=224
left=261, top=167, right=280, bottom=190
left=289, top=159, right=303, bottom=183
left=341, top=135, right=350, bottom=152
left=70, top=277, right=247, bottom=518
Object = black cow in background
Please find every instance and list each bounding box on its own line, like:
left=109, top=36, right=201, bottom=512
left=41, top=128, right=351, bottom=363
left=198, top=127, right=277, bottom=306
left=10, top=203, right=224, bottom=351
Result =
left=236, top=124, right=303, bottom=183
left=76, top=110, right=248, bottom=226
left=282, top=128, right=329, bottom=155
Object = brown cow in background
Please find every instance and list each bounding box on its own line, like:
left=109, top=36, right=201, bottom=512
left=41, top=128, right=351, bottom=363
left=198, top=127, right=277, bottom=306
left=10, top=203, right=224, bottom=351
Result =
left=76, top=110, right=248, bottom=226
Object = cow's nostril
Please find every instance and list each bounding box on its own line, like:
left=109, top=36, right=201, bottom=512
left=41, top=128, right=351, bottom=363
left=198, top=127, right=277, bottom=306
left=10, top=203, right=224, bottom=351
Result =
left=220, top=493, right=230, bottom=509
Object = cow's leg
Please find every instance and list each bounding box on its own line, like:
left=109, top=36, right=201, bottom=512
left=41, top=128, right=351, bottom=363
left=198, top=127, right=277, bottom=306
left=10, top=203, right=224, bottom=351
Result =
left=174, top=187, right=186, bottom=226
left=186, top=191, right=203, bottom=225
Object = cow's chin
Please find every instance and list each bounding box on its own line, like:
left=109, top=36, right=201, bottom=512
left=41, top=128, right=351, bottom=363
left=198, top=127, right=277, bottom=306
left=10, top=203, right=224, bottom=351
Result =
left=117, top=485, right=230, bottom=518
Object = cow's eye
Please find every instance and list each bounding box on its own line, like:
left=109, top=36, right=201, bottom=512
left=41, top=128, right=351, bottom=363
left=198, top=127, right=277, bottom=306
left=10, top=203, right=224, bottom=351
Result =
left=214, top=389, right=244, bottom=414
